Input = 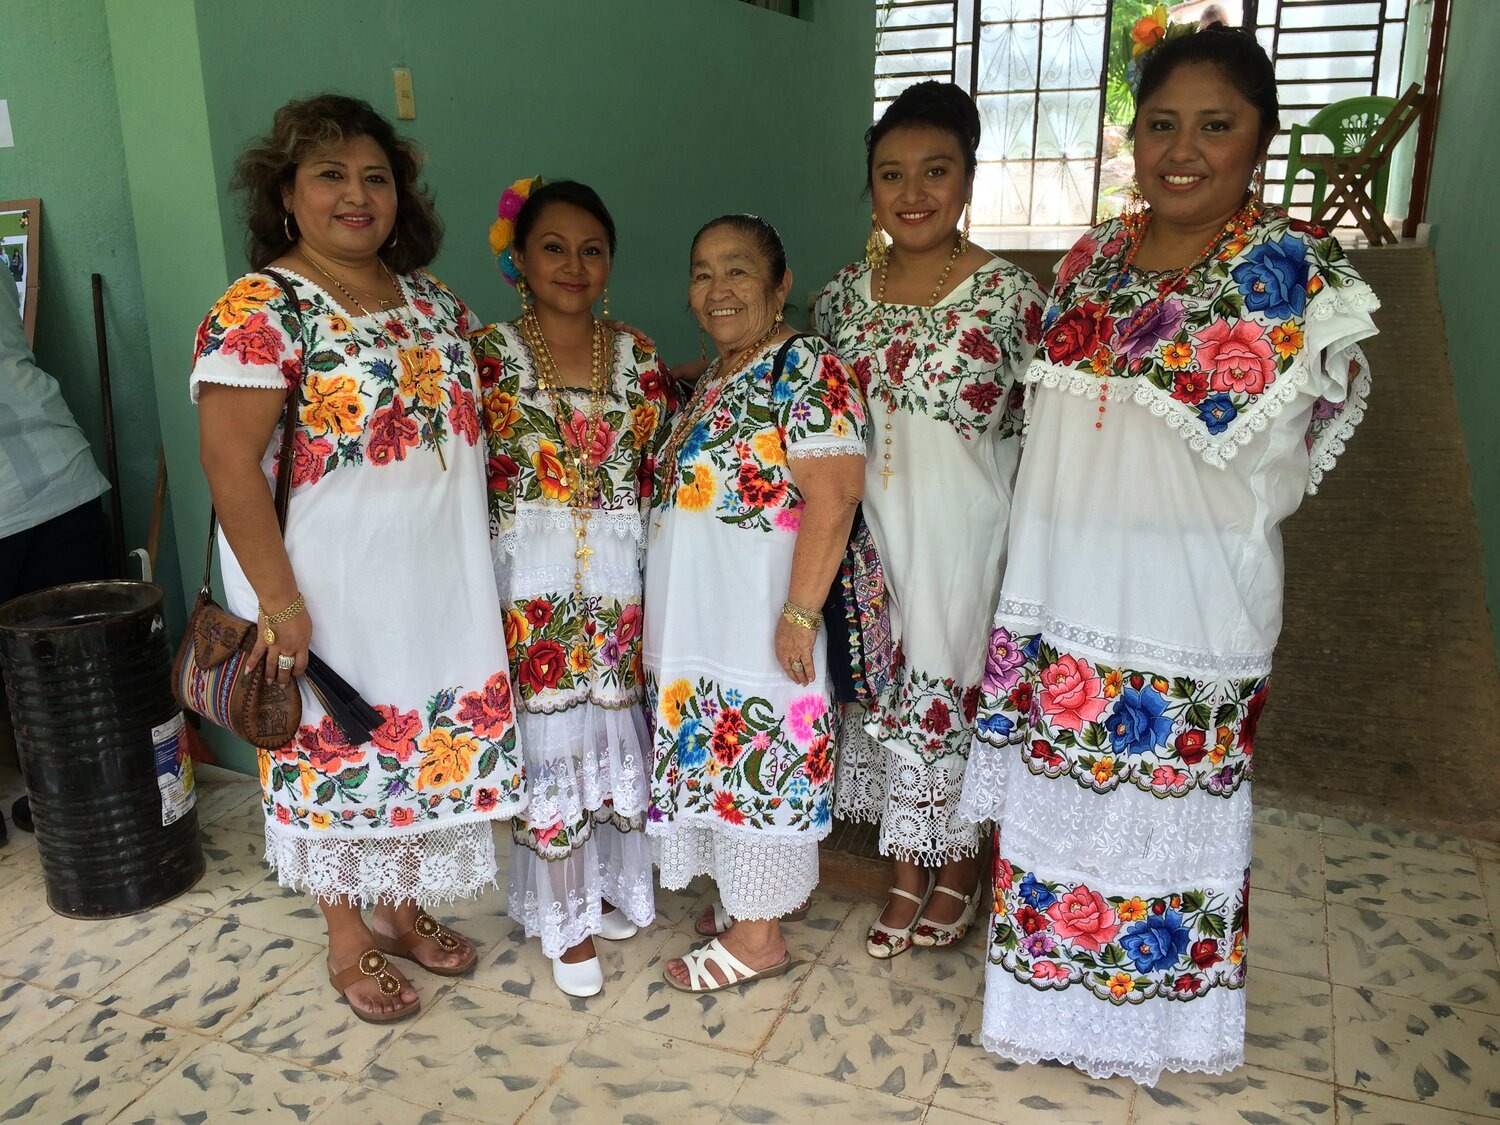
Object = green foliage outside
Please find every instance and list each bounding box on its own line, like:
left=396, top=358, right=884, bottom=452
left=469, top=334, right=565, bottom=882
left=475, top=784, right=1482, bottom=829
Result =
left=1105, top=0, right=1158, bottom=125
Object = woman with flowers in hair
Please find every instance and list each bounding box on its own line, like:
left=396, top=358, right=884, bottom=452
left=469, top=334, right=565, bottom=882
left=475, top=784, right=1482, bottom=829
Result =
left=956, top=23, right=1377, bottom=1082
left=469, top=179, right=674, bottom=997
left=192, top=94, right=520, bottom=1024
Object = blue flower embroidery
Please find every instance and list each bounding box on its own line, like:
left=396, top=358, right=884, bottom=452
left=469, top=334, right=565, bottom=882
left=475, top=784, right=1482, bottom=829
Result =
left=1196, top=393, right=1237, bottom=435
left=979, top=713, right=1015, bottom=739
left=1018, top=872, right=1057, bottom=911
left=1120, top=909, right=1192, bottom=974
left=1231, top=234, right=1310, bottom=320
left=1104, top=685, right=1173, bottom=756
left=675, top=717, right=707, bottom=770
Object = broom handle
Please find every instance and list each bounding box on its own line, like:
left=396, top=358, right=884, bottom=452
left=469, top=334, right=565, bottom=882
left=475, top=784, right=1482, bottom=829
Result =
left=92, top=273, right=127, bottom=578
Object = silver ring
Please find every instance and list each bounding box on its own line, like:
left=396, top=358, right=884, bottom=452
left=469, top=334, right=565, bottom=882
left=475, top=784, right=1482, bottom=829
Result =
left=791, top=659, right=805, bottom=673
left=277, top=654, right=296, bottom=671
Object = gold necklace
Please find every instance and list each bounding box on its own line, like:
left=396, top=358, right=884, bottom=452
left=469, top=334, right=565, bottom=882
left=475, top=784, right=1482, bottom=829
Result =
left=870, top=238, right=965, bottom=492
left=520, top=311, right=612, bottom=613
left=657, top=320, right=784, bottom=501
left=297, top=246, right=402, bottom=315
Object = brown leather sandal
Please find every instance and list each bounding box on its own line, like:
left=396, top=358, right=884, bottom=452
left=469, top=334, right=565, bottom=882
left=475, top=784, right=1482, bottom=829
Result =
left=328, top=949, right=420, bottom=1024
left=375, top=911, right=479, bottom=977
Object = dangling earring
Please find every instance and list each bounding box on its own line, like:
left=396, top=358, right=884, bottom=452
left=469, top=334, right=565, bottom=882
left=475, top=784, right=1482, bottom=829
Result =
left=865, top=211, right=889, bottom=270
left=601, top=287, right=610, bottom=319
left=283, top=212, right=295, bottom=242
left=775, top=310, right=784, bottom=325
left=959, top=204, right=972, bottom=254
left=517, top=277, right=531, bottom=312
left=1126, top=178, right=1145, bottom=217
left=1250, top=164, right=1265, bottom=201
left=385, top=228, right=398, bottom=249
left=699, top=332, right=707, bottom=362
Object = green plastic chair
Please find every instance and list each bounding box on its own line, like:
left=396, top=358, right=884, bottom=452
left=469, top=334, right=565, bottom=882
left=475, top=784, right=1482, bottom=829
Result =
left=1282, top=96, right=1399, bottom=213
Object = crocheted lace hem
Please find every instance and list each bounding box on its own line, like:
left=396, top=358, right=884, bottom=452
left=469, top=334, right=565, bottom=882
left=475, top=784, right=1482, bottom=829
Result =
left=264, top=820, right=498, bottom=908
left=509, top=820, right=656, bottom=958
left=1306, top=343, right=1372, bottom=496
left=976, top=1033, right=1245, bottom=1087
left=495, top=505, right=645, bottom=560
left=787, top=441, right=869, bottom=459
left=652, top=822, right=819, bottom=920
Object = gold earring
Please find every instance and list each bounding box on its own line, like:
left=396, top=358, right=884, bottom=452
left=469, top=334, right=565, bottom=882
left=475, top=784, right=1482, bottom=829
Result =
left=1127, top=178, right=1144, bottom=215
left=699, top=332, right=708, bottom=361
left=283, top=212, right=295, bottom=241
left=601, top=287, right=610, bottom=319
left=775, top=310, right=784, bottom=325
left=960, top=205, right=971, bottom=254
left=517, top=277, right=531, bottom=312
left=865, top=211, right=889, bottom=270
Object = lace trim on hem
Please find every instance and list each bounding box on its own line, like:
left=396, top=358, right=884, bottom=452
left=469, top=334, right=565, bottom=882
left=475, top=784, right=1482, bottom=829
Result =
left=993, top=598, right=1273, bottom=677
left=520, top=690, right=645, bottom=716
left=495, top=505, right=645, bottom=558
left=976, top=1033, right=1245, bottom=1087
left=1306, top=343, right=1372, bottom=496
left=787, top=442, right=868, bottom=460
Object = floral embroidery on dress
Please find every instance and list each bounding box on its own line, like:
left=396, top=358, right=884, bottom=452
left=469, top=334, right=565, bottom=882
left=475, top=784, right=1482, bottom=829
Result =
left=972, top=628, right=1265, bottom=799
left=868, top=650, right=983, bottom=765
left=991, top=860, right=1249, bottom=1004
left=815, top=260, right=1044, bottom=441
left=649, top=675, right=837, bottom=833
left=193, top=271, right=479, bottom=488
left=504, top=596, right=644, bottom=703
left=257, top=670, right=523, bottom=832
left=1036, top=207, right=1375, bottom=466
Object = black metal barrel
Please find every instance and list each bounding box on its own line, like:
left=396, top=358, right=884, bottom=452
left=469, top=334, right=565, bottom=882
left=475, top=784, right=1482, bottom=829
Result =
left=0, top=581, right=204, bottom=917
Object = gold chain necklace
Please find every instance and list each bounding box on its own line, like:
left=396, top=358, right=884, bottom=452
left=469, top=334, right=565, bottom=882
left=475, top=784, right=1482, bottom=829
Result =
left=870, top=238, right=965, bottom=491
left=657, top=321, right=784, bottom=501
left=297, top=246, right=402, bottom=315
left=520, top=311, right=612, bottom=611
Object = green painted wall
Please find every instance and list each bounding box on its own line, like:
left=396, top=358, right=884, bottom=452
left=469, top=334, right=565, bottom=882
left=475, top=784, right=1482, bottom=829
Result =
left=1427, top=0, right=1500, bottom=668
left=192, top=0, right=875, bottom=358
left=0, top=0, right=183, bottom=619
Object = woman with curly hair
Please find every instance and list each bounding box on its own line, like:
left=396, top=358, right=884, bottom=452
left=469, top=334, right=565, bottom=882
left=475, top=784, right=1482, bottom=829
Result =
left=191, top=94, right=522, bottom=1023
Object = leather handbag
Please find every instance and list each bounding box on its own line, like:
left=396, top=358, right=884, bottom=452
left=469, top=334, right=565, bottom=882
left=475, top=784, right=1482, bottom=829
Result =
left=171, top=270, right=304, bottom=749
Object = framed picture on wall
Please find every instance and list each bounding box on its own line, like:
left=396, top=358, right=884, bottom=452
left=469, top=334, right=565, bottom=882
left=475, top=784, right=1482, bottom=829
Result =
left=0, top=198, right=40, bottom=346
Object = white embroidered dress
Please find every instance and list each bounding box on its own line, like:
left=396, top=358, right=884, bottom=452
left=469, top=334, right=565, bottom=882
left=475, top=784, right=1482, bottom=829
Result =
left=814, top=259, right=1044, bottom=865
left=470, top=323, right=674, bottom=957
left=190, top=270, right=523, bottom=907
left=957, top=209, right=1378, bottom=1084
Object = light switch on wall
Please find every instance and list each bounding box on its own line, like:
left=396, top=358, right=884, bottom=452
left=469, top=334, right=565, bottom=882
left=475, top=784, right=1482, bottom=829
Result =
left=393, top=69, right=416, bottom=120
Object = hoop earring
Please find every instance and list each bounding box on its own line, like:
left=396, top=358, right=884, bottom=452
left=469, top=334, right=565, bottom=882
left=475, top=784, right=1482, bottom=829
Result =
left=385, top=228, right=398, bottom=250
left=517, top=277, right=531, bottom=312
left=283, top=212, right=295, bottom=242
left=601, top=287, right=610, bottom=319
left=864, top=211, right=889, bottom=270
left=960, top=204, right=971, bottom=254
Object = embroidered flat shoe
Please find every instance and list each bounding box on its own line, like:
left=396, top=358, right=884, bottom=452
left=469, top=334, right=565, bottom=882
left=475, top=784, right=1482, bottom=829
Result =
left=865, top=874, right=936, bottom=960
left=911, top=873, right=985, bottom=947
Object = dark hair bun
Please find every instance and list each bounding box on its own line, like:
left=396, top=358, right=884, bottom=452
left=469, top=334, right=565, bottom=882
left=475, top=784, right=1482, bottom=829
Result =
left=866, top=81, right=981, bottom=185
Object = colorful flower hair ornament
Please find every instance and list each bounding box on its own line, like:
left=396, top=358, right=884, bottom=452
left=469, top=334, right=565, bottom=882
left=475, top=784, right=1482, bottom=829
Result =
left=1131, top=4, right=1169, bottom=59
left=489, top=175, right=544, bottom=286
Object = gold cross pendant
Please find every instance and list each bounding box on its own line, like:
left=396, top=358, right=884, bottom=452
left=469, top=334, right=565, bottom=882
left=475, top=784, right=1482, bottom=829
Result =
left=879, top=464, right=894, bottom=491
left=575, top=541, right=595, bottom=571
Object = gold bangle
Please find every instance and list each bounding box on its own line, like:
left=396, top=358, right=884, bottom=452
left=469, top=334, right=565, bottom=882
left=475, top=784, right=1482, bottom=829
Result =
left=781, top=600, right=822, bottom=631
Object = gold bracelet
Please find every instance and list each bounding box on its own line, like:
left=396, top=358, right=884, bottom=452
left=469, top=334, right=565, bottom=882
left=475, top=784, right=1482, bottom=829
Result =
left=258, top=593, right=306, bottom=646
left=781, top=600, right=822, bottom=631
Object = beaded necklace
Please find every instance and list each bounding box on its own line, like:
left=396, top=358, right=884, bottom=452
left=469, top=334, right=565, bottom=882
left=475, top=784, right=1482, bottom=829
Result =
left=1088, top=194, right=1261, bottom=431
left=519, top=311, right=612, bottom=609
left=870, top=237, right=965, bottom=490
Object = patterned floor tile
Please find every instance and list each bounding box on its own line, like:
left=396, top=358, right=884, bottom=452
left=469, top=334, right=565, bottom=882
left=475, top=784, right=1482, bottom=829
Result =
left=1259, top=889, right=1331, bottom=981
left=0, top=1001, right=197, bottom=1123
left=312, top=1084, right=484, bottom=1124
left=1479, top=858, right=1500, bottom=938
left=470, top=915, right=672, bottom=1012
left=1133, top=1064, right=1337, bottom=1122
left=1335, top=1088, right=1500, bottom=1123
left=1245, top=967, right=1335, bottom=1080
left=190, top=766, right=262, bottom=826
left=720, top=1059, right=925, bottom=1123
left=760, top=963, right=967, bottom=1101
left=932, top=998, right=1134, bottom=1122
left=1333, top=984, right=1500, bottom=1115
left=1254, top=805, right=1326, bottom=832
left=214, top=790, right=271, bottom=835
left=1251, top=824, right=1325, bottom=900
left=365, top=983, right=593, bottom=1119
left=0, top=869, right=53, bottom=939
left=227, top=954, right=447, bottom=1077
left=650, top=875, right=715, bottom=929
left=0, top=979, right=76, bottom=1054
left=824, top=899, right=987, bottom=998
left=0, top=904, right=197, bottom=998
left=600, top=939, right=813, bottom=1053
left=518, top=1022, right=747, bottom=1122
left=213, top=878, right=331, bottom=944
left=98, top=917, right=319, bottom=1033
left=1473, top=839, right=1500, bottom=863
left=1324, top=837, right=1489, bottom=928
left=1319, top=818, right=1476, bottom=857
left=171, top=826, right=274, bottom=915
left=1326, top=902, right=1500, bottom=1013
left=116, top=1038, right=351, bottom=1123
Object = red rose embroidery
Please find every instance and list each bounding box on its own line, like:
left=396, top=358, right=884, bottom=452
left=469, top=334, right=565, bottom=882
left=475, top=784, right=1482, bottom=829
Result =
left=1044, top=303, right=1114, bottom=366
left=518, top=639, right=568, bottom=694
left=958, top=327, right=1000, bottom=364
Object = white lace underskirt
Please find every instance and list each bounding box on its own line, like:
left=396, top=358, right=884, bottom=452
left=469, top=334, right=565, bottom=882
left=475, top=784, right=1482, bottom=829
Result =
left=653, top=823, right=819, bottom=921
left=834, top=716, right=981, bottom=865
left=515, top=704, right=650, bottom=832
left=264, top=820, right=498, bottom=909
left=509, top=819, right=656, bottom=958
left=979, top=967, right=1245, bottom=1086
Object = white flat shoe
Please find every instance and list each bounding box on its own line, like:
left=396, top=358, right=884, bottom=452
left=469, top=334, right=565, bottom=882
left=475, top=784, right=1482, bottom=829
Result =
left=598, top=910, right=638, bottom=941
left=552, top=954, right=603, bottom=997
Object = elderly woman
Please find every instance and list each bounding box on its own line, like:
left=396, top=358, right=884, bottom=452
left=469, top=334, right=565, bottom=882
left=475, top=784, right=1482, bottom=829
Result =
left=957, top=25, right=1377, bottom=1082
left=646, top=214, right=867, bottom=991
left=192, top=95, right=522, bottom=1023
left=470, top=179, right=674, bottom=997
left=814, top=82, right=1045, bottom=959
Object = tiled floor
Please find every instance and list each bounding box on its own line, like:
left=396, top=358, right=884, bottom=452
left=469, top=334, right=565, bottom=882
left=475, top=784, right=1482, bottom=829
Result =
left=1, top=765, right=1497, bottom=1124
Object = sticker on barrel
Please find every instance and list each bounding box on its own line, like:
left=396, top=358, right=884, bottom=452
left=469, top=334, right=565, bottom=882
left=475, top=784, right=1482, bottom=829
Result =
left=152, top=713, right=196, bottom=826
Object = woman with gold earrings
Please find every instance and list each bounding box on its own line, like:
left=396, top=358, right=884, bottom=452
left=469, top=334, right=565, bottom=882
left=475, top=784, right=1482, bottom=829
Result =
left=813, top=82, right=1046, bottom=960
left=469, top=179, right=675, bottom=998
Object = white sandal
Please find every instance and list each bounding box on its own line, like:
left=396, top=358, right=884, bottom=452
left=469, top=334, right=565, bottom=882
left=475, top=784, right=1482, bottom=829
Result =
left=663, top=938, right=793, bottom=993
left=694, top=900, right=809, bottom=937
